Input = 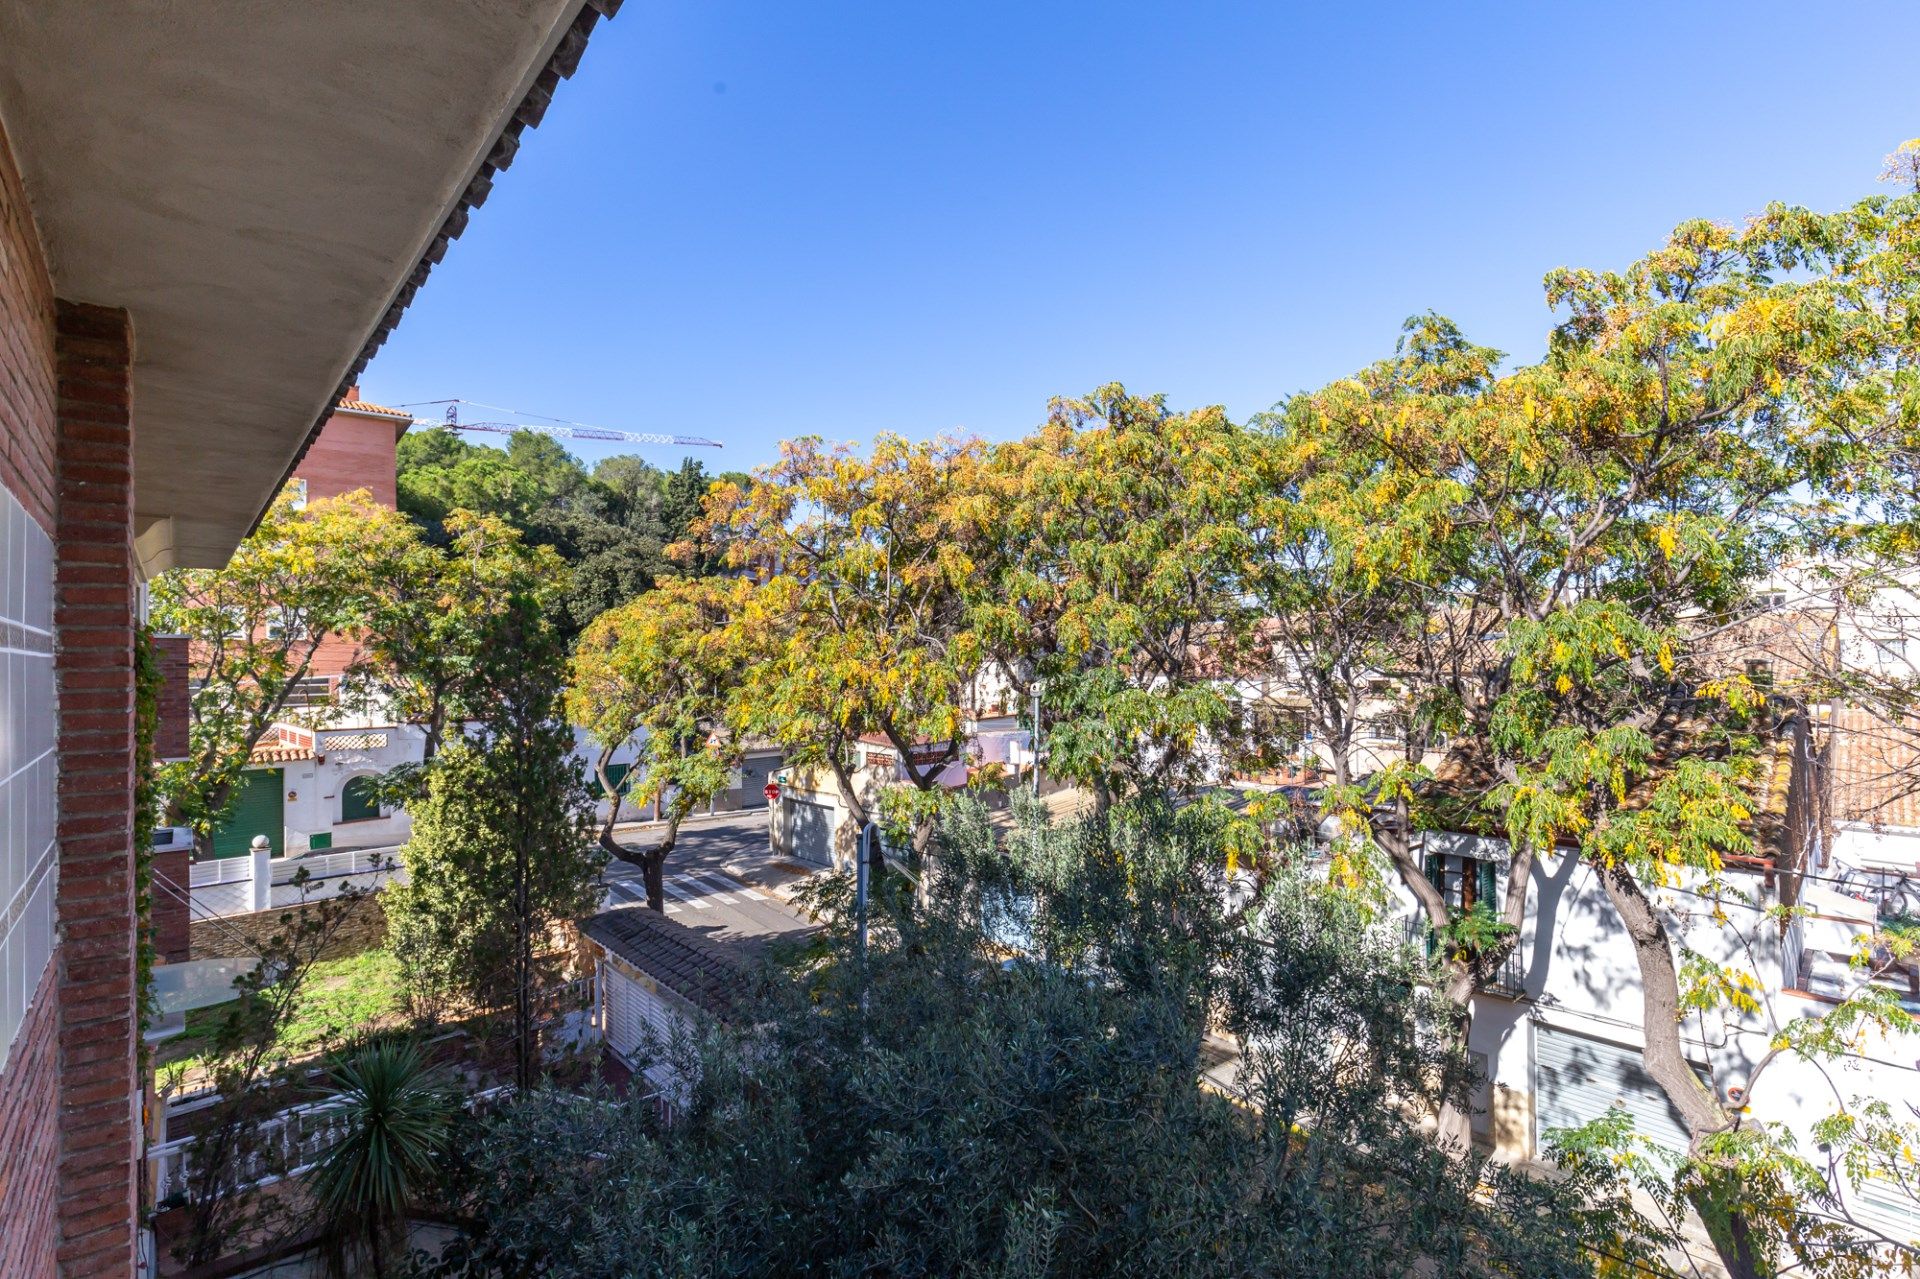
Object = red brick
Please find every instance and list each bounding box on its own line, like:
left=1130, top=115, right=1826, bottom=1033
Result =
left=53, top=294, right=140, bottom=1277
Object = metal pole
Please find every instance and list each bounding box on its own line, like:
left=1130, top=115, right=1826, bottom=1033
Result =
left=855, top=820, right=872, bottom=963
left=1031, top=686, right=1042, bottom=796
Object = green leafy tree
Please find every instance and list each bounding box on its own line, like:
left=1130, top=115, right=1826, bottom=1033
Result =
left=150, top=489, right=421, bottom=853
left=699, top=435, right=998, bottom=861
left=566, top=578, right=742, bottom=909
left=981, top=387, right=1258, bottom=814
left=1266, top=151, right=1920, bottom=1273
left=351, top=509, right=567, bottom=761
left=384, top=594, right=602, bottom=1086
left=436, top=800, right=1670, bottom=1278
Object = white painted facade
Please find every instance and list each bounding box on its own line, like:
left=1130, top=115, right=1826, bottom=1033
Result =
left=1387, top=829, right=1919, bottom=1240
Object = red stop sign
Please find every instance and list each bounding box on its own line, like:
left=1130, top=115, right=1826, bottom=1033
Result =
left=763, top=781, right=780, bottom=801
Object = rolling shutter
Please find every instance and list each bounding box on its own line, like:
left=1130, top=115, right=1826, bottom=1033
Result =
left=1535, top=1024, right=1695, bottom=1155
left=211, top=768, right=283, bottom=858
left=788, top=798, right=834, bottom=867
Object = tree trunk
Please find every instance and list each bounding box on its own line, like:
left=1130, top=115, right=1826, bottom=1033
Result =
left=1595, top=860, right=1760, bottom=1279
left=643, top=810, right=684, bottom=913
left=826, top=753, right=876, bottom=872
left=593, top=745, right=622, bottom=856
left=1434, top=959, right=1478, bottom=1153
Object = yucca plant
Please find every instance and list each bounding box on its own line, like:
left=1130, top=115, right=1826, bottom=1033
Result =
left=307, top=1036, right=455, bottom=1277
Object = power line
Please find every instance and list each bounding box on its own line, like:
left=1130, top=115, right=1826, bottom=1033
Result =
left=397, top=398, right=724, bottom=450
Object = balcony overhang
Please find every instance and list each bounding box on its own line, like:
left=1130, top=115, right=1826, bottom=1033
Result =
left=0, top=0, right=617, bottom=571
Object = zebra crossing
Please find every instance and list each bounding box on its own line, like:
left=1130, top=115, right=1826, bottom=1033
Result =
left=603, top=867, right=770, bottom=912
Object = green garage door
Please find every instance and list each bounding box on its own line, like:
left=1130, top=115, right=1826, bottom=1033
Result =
left=211, top=768, right=283, bottom=859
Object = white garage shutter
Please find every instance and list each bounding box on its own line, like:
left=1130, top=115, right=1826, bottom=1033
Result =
left=1534, top=1024, right=1695, bottom=1155
left=604, top=965, right=695, bottom=1103
left=788, top=798, right=834, bottom=867
left=604, top=968, right=644, bottom=1063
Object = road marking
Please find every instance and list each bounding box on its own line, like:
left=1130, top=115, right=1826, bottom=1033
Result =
left=689, top=872, right=753, bottom=901
left=661, top=879, right=710, bottom=909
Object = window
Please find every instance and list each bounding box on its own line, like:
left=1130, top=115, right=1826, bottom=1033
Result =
left=340, top=776, right=381, bottom=823
left=1873, top=636, right=1909, bottom=664
left=1745, top=659, right=1775, bottom=688
left=288, top=477, right=308, bottom=511
left=266, top=607, right=307, bottom=641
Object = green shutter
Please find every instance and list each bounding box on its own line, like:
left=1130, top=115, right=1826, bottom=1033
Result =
left=211, top=769, right=283, bottom=858
left=341, top=776, right=381, bottom=822
left=1476, top=859, right=1498, bottom=915
left=602, top=762, right=633, bottom=796
left=1422, top=853, right=1446, bottom=958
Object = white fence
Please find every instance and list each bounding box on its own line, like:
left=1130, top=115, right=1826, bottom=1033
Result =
left=151, top=1083, right=514, bottom=1204
left=187, top=845, right=404, bottom=918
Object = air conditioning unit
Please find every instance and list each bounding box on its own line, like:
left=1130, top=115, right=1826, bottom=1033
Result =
left=148, top=825, right=194, bottom=851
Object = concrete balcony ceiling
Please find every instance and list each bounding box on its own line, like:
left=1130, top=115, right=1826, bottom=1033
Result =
left=0, top=0, right=614, bottom=570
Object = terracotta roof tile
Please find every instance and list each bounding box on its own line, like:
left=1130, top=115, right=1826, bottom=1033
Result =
left=334, top=397, right=412, bottom=420
left=1828, top=707, right=1920, bottom=831
left=584, top=905, right=749, bottom=1018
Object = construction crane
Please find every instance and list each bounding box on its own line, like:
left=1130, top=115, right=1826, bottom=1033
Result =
left=401, top=399, right=723, bottom=449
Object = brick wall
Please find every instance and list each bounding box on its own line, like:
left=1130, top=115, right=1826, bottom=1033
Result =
left=0, top=123, right=56, bottom=532
left=294, top=407, right=401, bottom=508
left=0, top=110, right=63, bottom=1279
left=0, top=967, right=62, bottom=1278
left=53, top=299, right=140, bottom=1278
left=151, top=632, right=190, bottom=761
left=149, top=848, right=191, bottom=965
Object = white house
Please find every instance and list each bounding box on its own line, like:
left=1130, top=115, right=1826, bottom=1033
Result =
left=1386, top=714, right=1920, bottom=1243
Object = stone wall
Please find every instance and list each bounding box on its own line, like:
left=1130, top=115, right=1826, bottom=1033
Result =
left=190, top=892, right=389, bottom=963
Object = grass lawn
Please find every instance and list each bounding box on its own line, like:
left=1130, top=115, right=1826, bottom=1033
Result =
left=156, top=948, right=407, bottom=1091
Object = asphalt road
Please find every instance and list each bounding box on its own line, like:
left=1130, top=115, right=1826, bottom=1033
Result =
left=599, top=807, right=792, bottom=895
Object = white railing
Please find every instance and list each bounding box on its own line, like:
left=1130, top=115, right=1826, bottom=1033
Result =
left=152, top=1083, right=516, bottom=1205
left=271, top=847, right=394, bottom=885
left=185, top=846, right=405, bottom=918
left=189, top=857, right=253, bottom=889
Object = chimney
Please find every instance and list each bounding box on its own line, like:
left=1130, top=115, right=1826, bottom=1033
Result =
left=343, top=383, right=361, bottom=401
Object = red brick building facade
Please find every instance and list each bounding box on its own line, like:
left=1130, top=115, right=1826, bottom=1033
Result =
left=0, top=4, right=618, bottom=1271
left=0, top=128, right=141, bottom=1277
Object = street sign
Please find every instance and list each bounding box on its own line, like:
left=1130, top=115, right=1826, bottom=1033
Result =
left=763, top=781, right=780, bottom=802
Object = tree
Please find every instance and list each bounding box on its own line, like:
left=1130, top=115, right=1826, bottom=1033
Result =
left=436, top=799, right=1669, bottom=1278
left=699, top=434, right=999, bottom=861
left=383, top=594, right=602, bottom=1087
left=307, top=1036, right=456, bottom=1279
left=981, top=387, right=1258, bottom=814
left=352, top=509, right=567, bottom=761
left=566, top=578, right=742, bottom=909
left=150, top=489, right=420, bottom=854
left=1265, top=160, right=1920, bottom=1272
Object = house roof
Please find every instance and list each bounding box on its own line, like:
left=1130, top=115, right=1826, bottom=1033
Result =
left=334, top=397, right=413, bottom=421
left=248, top=744, right=313, bottom=765
left=1422, top=709, right=1798, bottom=862
left=0, top=0, right=620, bottom=571
left=1827, top=707, right=1920, bottom=831
left=584, top=906, right=751, bottom=1019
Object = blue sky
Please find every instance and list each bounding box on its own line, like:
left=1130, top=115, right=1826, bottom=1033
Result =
left=368, top=1, right=1920, bottom=474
